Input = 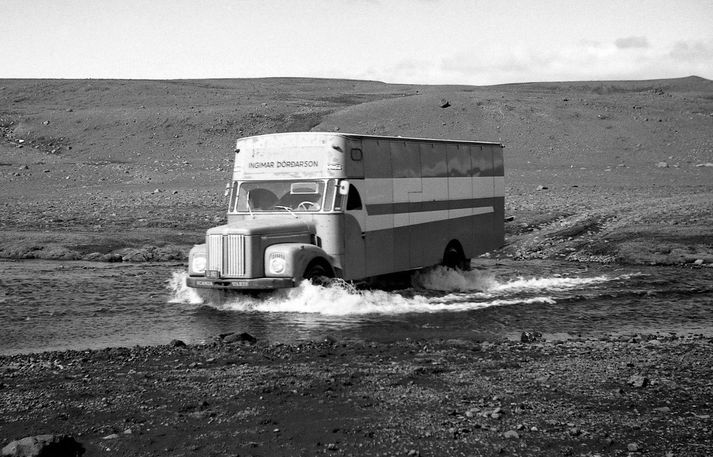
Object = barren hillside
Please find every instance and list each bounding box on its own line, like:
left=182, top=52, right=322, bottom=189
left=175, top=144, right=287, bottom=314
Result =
left=1, top=77, right=712, bottom=264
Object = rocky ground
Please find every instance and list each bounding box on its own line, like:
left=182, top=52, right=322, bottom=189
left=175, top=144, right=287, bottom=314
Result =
left=1, top=334, right=712, bottom=456
left=1, top=77, right=712, bottom=455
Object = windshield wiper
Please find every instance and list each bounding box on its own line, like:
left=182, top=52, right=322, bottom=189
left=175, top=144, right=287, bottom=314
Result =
left=246, top=191, right=255, bottom=219
left=273, top=205, right=298, bottom=218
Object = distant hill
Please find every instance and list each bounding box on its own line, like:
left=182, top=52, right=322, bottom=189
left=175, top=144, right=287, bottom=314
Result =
left=2, top=75, right=711, bottom=187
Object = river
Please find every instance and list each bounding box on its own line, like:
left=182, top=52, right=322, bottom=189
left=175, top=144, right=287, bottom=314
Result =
left=1, top=259, right=712, bottom=355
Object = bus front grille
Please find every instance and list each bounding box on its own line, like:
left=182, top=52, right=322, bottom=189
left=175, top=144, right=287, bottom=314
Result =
left=207, top=234, right=247, bottom=277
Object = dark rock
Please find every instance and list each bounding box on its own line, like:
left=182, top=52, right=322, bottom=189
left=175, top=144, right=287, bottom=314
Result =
left=101, top=253, right=123, bottom=263
left=1, top=434, right=84, bottom=457
left=439, top=99, right=451, bottom=108
left=521, top=331, right=543, bottom=343
left=222, top=332, right=257, bottom=345
left=170, top=339, right=187, bottom=348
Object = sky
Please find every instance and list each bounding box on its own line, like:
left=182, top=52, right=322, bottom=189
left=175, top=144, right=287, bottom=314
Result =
left=4, top=0, right=713, bottom=85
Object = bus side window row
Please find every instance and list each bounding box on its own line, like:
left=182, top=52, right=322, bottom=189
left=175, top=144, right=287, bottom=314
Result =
left=363, top=140, right=496, bottom=179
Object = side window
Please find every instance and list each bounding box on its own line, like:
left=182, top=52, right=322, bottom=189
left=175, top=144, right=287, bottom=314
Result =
left=447, top=144, right=472, bottom=177
left=346, top=186, right=363, bottom=211
left=421, top=143, right=447, bottom=177
left=391, top=142, right=421, bottom=178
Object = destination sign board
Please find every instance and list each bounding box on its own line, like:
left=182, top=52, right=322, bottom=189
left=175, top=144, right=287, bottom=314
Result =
left=235, top=146, right=345, bottom=179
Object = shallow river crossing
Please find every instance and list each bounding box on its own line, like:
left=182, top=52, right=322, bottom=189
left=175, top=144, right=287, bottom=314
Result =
left=1, top=259, right=712, bottom=355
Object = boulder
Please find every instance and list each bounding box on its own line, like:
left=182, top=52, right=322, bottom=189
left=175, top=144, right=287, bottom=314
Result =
left=1, top=434, right=84, bottom=457
left=521, top=331, right=543, bottom=343
left=222, top=332, right=257, bottom=345
left=170, top=339, right=187, bottom=348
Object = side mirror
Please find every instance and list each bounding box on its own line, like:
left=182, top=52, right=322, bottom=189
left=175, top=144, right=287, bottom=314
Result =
left=224, top=182, right=231, bottom=197
left=338, top=180, right=350, bottom=196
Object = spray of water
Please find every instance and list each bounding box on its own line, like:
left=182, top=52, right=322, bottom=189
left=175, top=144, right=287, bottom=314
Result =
left=167, top=271, right=203, bottom=305
left=412, top=266, right=498, bottom=291
left=168, top=267, right=615, bottom=316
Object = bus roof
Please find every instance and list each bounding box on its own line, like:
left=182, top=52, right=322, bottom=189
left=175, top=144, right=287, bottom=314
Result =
left=236, top=131, right=503, bottom=147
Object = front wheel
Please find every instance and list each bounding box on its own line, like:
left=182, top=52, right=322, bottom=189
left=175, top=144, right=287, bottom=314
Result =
left=303, top=262, right=333, bottom=286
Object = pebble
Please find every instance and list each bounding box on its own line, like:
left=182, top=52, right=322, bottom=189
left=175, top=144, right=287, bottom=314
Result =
left=503, top=430, right=520, bottom=439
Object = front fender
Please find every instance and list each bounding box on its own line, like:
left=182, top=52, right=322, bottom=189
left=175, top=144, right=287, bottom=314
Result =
left=264, top=243, right=332, bottom=279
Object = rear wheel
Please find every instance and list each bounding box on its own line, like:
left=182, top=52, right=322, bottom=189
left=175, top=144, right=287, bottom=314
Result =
left=442, top=243, right=470, bottom=270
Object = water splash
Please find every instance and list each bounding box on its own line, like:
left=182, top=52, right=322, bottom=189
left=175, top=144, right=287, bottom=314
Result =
left=167, top=271, right=203, bottom=305
left=168, top=267, right=616, bottom=316
left=487, top=274, right=612, bottom=293
left=216, top=280, right=556, bottom=315
left=412, top=266, right=498, bottom=291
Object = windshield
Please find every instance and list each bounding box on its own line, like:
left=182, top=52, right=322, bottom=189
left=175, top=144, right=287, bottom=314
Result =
left=232, top=180, right=328, bottom=213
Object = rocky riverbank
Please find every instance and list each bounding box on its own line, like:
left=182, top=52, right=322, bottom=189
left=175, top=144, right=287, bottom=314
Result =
left=2, top=334, right=712, bottom=456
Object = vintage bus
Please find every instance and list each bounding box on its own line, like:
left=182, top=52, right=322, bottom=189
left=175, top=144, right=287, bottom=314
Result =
left=186, top=132, right=504, bottom=290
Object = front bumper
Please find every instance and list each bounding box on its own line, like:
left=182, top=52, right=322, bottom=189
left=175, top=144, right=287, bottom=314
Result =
left=186, top=276, right=296, bottom=290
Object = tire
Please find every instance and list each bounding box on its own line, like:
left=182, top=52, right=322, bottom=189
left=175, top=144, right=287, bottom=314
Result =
left=303, top=261, right=333, bottom=286
left=442, top=244, right=469, bottom=270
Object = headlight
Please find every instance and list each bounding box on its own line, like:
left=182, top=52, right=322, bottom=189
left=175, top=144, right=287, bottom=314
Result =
left=192, top=255, right=206, bottom=274
left=268, top=253, right=286, bottom=275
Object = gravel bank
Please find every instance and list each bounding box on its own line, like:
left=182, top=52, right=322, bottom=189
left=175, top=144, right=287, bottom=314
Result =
left=2, top=335, right=712, bottom=456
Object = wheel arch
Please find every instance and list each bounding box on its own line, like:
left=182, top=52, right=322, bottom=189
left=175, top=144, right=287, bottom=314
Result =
left=442, top=239, right=469, bottom=269
left=302, top=256, right=335, bottom=280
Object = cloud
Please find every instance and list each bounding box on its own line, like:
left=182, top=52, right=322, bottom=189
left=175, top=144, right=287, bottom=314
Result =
left=669, top=40, right=713, bottom=62
left=364, top=38, right=713, bottom=85
left=615, top=36, right=650, bottom=49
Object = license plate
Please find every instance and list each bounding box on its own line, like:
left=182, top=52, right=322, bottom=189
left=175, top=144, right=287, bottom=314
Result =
left=231, top=281, right=249, bottom=287
left=205, top=270, right=220, bottom=279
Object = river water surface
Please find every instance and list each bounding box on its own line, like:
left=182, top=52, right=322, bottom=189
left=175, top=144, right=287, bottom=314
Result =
left=1, top=259, right=712, bottom=355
